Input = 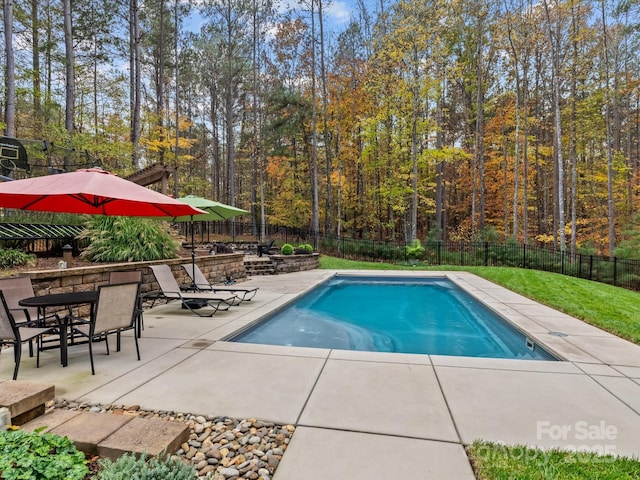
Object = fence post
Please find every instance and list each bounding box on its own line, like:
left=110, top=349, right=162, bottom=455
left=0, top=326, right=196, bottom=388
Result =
left=613, top=256, right=618, bottom=287
left=460, top=242, right=464, bottom=266
left=437, top=241, right=442, bottom=265
left=484, top=242, right=489, bottom=266
left=589, top=255, right=593, bottom=281
left=522, top=244, right=527, bottom=269
left=578, top=253, right=582, bottom=278
left=561, top=250, right=565, bottom=275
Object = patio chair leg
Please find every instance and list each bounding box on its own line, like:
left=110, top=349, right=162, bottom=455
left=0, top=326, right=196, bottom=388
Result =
left=134, top=332, right=140, bottom=361
left=36, top=336, right=41, bottom=368
left=13, top=341, right=21, bottom=380
left=89, top=338, right=95, bottom=375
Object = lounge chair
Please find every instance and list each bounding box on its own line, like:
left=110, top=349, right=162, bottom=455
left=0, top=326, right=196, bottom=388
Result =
left=147, top=265, right=236, bottom=317
left=181, top=263, right=258, bottom=304
left=257, top=239, right=275, bottom=257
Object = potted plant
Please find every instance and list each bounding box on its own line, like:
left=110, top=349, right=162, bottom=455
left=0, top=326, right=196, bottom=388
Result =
left=405, top=239, right=425, bottom=265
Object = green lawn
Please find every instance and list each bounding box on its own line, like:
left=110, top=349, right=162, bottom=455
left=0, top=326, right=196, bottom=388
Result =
left=319, top=256, right=640, bottom=477
left=468, top=441, right=640, bottom=480
left=319, top=256, right=640, bottom=345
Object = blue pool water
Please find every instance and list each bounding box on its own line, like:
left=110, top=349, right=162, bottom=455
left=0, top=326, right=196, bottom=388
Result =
left=230, top=276, right=556, bottom=360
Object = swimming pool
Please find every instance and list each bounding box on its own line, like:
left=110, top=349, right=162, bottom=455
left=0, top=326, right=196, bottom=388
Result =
left=229, top=275, right=556, bottom=360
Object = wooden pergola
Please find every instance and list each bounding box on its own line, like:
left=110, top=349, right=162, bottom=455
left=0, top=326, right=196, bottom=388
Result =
left=124, top=164, right=176, bottom=195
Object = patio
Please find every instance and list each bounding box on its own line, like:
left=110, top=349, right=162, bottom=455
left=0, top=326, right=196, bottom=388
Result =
left=2, top=269, right=640, bottom=479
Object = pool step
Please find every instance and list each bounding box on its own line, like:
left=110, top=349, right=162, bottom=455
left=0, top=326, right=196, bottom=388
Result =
left=244, top=257, right=276, bottom=275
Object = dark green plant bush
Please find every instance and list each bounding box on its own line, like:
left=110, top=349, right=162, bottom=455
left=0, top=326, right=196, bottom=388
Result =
left=96, top=452, right=196, bottom=479
left=79, top=216, right=180, bottom=262
left=0, top=248, right=36, bottom=268
left=281, top=243, right=294, bottom=255
left=0, top=427, right=89, bottom=480
left=295, top=244, right=313, bottom=254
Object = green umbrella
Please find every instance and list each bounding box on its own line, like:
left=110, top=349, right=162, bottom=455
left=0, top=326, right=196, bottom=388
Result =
left=174, top=195, right=249, bottom=286
left=174, top=195, right=249, bottom=222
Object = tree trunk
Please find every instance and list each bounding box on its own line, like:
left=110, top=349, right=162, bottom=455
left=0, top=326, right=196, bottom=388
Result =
left=4, top=0, right=16, bottom=137
left=318, top=0, right=332, bottom=233
left=434, top=60, right=445, bottom=241
left=310, top=0, right=320, bottom=238
left=31, top=0, right=42, bottom=134
left=544, top=0, right=565, bottom=252
left=601, top=0, right=615, bottom=257
left=130, top=0, right=141, bottom=168
left=63, top=0, right=75, bottom=133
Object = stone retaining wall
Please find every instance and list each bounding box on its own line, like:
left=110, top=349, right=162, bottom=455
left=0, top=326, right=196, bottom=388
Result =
left=270, top=253, right=320, bottom=273
left=21, top=252, right=319, bottom=316
left=25, top=254, right=246, bottom=316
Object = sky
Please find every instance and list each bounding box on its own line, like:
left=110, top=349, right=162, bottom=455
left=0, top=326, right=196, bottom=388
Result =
left=184, top=0, right=369, bottom=37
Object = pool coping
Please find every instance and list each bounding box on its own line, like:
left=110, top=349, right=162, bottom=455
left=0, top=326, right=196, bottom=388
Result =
left=216, top=270, right=633, bottom=367
left=4, top=269, right=640, bottom=478
left=224, top=271, right=560, bottom=361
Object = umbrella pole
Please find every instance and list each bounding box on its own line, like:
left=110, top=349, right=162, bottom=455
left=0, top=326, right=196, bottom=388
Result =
left=190, top=218, right=197, bottom=290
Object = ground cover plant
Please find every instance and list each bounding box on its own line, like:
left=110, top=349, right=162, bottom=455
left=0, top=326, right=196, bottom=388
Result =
left=318, top=256, right=640, bottom=345
left=95, top=452, right=196, bottom=479
left=468, top=441, right=640, bottom=480
left=0, top=427, right=89, bottom=480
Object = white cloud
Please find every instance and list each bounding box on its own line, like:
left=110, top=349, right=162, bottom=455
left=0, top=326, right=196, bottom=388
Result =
left=325, top=0, right=352, bottom=26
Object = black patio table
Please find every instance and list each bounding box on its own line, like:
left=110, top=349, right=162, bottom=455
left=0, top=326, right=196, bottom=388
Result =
left=19, top=291, right=97, bottom=367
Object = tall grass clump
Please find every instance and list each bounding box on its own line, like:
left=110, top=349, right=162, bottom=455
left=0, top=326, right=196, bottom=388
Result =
left=79, top=216, right=180, bottom=262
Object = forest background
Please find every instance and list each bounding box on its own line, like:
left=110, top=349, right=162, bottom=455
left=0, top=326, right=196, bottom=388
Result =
left=1, top=0, right=640, bottom=257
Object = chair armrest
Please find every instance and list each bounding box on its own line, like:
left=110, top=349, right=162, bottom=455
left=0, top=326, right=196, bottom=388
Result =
left=9, top=307, right=33, bottom=325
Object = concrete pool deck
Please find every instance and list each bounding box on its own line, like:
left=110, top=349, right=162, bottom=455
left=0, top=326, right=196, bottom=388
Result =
left=3, top=269, right=640, bottom=478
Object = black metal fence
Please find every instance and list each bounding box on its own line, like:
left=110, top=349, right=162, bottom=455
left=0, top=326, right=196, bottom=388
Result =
left=319, top=234, right=640, bottom=292
left=3, top=221, right=640, bottom=292
left=0, top=223, right=86, bottom=256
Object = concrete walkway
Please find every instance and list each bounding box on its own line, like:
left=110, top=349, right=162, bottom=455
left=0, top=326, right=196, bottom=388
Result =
left=3, top=270, right=640, bottom=478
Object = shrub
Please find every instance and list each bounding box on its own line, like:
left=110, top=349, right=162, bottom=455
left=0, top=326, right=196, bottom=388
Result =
left=405, top=239, right=425, bottom=260
left=295, top=244, right=313, bottom=254
left=0, top=248, right=36, bottom=268
left=79, top=216, right=180, bottom=262
left=0, top=427, right=89, bottom=480
left=281, top=243, right=294, bottom=255
left=96, top=452, right=196, bottom=479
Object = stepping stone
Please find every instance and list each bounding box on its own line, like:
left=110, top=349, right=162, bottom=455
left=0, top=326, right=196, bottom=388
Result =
left=97, top=416, right=190, bottom=460
left=0, top=381, right=55, bottom=425
left=49, top=412, right=134, bottom=455
left=20, top=409, right=82, bottom=433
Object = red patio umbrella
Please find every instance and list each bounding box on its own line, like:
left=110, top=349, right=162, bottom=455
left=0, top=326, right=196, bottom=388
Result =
left=0, top=168, right=206, bottom=218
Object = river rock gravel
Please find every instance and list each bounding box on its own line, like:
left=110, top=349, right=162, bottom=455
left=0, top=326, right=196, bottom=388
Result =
left=50, top=399, right=295, bottom=479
